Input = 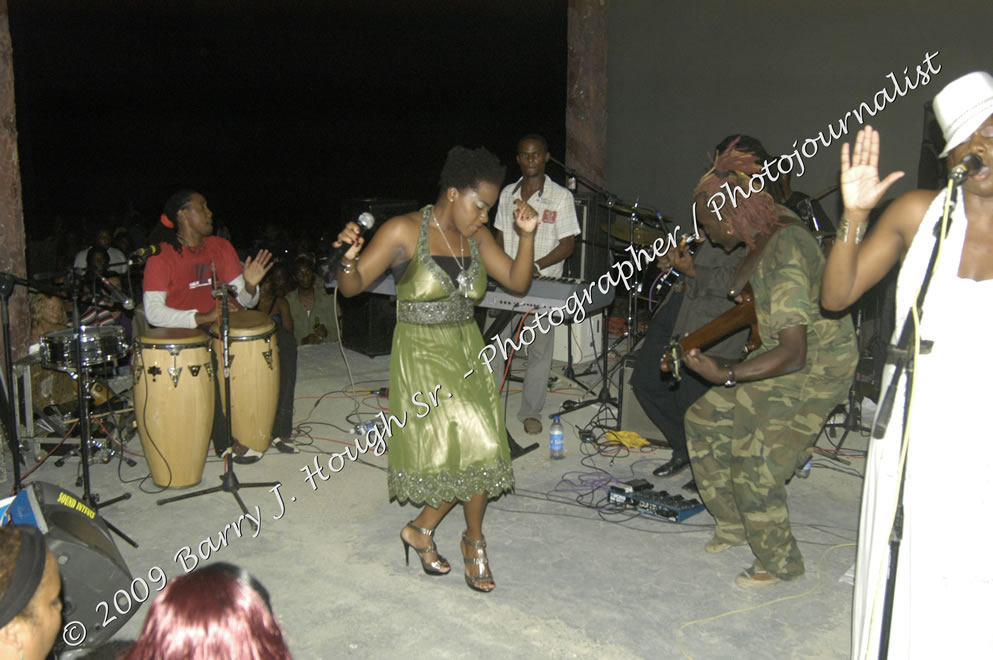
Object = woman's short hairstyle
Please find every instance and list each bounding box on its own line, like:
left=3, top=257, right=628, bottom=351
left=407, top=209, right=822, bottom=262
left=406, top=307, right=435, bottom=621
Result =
left=438, top=146, right=506, bottom=192
left=122, top=562, right=291, bottom=660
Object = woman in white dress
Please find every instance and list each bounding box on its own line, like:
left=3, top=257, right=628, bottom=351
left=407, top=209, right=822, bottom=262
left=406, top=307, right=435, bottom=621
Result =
left=822, top=71, right=993, bottom=659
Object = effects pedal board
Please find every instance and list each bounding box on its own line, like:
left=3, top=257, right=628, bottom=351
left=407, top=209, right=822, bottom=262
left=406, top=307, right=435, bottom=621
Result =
left=607, top=481, right=706, bottom=523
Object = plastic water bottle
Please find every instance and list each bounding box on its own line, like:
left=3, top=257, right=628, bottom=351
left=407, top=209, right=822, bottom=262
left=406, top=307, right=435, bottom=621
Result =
left=549, top=416, right=565, bottom=459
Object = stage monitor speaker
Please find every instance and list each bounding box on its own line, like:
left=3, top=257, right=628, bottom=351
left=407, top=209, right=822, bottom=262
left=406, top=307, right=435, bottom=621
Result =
left=616, top=346, right=667, bottom=446
left=5, top=481, right=134, bottom=652
left=340, top=293, right=395, bottom=357
left=564, top=193, right=609, bottom=282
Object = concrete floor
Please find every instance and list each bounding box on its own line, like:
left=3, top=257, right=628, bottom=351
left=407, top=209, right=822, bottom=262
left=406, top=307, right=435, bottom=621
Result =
left=6, top=338, right=867, bottom=660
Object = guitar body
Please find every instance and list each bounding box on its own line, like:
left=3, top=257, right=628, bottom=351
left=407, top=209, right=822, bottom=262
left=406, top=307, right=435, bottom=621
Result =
left=662, top=283, right=761, bottom=380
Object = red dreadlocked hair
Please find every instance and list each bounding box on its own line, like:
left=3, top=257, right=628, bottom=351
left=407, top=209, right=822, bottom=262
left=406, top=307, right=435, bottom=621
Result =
left=693, top=137, right=784, bottom=248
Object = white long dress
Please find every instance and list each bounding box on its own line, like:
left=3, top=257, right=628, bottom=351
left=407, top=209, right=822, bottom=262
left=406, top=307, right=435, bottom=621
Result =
left=852, top=191, right=993, bottom=658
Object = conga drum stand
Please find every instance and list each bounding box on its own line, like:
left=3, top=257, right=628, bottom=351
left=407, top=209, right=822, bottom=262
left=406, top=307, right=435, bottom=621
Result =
left=158, top=276, right=278, bottom=531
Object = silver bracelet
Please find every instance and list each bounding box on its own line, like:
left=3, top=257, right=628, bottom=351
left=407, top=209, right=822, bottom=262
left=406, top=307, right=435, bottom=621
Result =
left=339, top=259, right=357, bottom=275
left=838, top=216, right=867, bottom=245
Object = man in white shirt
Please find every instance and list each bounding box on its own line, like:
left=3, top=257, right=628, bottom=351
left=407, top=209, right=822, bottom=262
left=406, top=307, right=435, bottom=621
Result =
left=492, top=134, right=581, bottom=434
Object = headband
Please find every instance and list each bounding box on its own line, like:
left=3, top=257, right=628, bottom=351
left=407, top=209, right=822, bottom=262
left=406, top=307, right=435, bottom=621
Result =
left=160, top=213, right=175, bottom=229
left=0, top=526, right=48, bottom=629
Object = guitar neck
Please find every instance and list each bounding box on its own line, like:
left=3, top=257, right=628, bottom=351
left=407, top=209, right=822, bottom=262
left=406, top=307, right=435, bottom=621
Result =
left=677, top=284, right=759, bottom=354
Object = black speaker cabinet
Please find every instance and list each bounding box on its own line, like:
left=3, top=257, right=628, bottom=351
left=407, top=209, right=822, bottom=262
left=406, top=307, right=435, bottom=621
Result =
left=617, top=348, right=667, bottom=446
left=340, top=292, right=395, bottom=357
left=6, top=481, right=134, bottom=651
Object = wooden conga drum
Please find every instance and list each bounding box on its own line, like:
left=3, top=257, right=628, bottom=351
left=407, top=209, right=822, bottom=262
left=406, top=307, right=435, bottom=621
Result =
left=209, top=310, right=280, bottom=453
left=133, top=329, right=214, bottom=488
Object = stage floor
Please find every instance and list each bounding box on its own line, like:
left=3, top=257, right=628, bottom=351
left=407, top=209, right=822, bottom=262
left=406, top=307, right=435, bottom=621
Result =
left=6, top=338, right=865, bottom=659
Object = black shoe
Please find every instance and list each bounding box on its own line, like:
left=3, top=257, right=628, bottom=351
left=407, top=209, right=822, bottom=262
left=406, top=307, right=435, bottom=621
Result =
left=682, top=478, right=697, bottom=493
left=272, top=438, right=300, bottom=454
left=652, top=456, right=690, bottom=478
left=230, top=442, right=263, bottom=465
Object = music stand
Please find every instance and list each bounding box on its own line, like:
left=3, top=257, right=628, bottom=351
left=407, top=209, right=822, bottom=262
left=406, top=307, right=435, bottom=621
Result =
left=157, top=273, right=278, bottom=528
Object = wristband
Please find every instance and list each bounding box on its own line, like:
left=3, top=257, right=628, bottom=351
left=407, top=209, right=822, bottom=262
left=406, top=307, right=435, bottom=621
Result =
left=724, top=365, right=737, bottom=388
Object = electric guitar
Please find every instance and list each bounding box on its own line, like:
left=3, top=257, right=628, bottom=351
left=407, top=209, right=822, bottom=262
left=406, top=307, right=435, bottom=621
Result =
left=661, top=283, right=762, bottom=381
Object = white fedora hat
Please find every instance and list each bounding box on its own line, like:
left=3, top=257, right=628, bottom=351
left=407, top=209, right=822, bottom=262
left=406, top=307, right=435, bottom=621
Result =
left=934, top=71, right=993, bottom=157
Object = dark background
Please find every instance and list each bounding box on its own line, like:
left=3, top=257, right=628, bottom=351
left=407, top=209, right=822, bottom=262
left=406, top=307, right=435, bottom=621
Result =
left=8, top=0, right=568, bottom=263
left=604, top=0, right=993, bottom=228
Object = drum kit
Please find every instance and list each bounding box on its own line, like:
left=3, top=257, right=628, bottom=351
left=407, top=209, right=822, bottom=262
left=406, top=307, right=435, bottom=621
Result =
left=598, top=199, right=678, bottom=346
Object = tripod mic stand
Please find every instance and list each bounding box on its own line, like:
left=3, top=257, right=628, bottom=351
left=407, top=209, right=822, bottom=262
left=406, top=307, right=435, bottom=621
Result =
left=158, top=274, right=278, bottom=528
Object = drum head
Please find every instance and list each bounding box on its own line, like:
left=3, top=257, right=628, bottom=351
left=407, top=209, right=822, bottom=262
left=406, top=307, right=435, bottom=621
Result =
left=209, top=310, right=275, bottom=339
left=138, top=328, right=209, bottom=347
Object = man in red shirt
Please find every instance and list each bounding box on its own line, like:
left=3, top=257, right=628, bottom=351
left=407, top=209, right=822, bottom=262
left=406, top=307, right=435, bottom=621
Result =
left=143, top=190, right=298, bottom=460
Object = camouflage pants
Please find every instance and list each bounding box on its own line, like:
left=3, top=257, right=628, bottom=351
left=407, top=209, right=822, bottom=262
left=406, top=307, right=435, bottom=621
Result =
left=685, top=372, right=850, bottom=579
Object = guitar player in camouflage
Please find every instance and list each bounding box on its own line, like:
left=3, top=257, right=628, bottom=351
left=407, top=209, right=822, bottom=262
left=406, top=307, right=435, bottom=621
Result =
left=677, top=139, right=857, bottom=588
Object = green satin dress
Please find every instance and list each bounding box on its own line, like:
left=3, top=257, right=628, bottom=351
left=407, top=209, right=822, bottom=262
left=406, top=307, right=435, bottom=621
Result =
left=386, top=206, right=514, bottom=507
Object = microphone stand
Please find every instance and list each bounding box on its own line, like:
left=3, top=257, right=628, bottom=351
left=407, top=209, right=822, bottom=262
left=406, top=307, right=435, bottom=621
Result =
left=0, top=272, right=25, bottom=492
left=157, top=274, right=278, bottom=530
left=65, top=269, right=137, bottom=546
left=873, top=176, right=958, bottom=658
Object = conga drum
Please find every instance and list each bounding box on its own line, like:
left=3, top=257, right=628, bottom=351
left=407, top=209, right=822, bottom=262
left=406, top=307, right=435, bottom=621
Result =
left=209, top=310, right=280, bottom=454
left=133, top=329, right=214, bottom=488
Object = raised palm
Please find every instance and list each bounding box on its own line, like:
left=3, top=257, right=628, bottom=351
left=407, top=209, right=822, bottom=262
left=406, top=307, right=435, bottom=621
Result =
left=841, top=126, right=905, bottom=213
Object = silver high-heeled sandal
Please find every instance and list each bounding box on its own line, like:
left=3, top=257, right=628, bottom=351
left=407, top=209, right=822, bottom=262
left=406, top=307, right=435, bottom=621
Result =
left=401, top=522, right=450, bottom=576
left=461, top=531, right=494, bottom=593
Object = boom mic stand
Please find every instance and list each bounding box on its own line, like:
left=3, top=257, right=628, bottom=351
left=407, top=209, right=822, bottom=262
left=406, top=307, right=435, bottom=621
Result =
left=158, top=271, right=278, bottom=528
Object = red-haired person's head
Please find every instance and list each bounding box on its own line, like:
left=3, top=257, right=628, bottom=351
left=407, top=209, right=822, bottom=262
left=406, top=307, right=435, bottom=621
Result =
left=122, top=562, right=291, bottom=660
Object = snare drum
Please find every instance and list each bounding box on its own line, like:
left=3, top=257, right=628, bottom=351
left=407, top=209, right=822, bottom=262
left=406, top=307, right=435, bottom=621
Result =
left=133, top=329, right=214, bottom=488
left=41, top=326, right=127, bottom=372
left=209, top=310, right=280, bottom=453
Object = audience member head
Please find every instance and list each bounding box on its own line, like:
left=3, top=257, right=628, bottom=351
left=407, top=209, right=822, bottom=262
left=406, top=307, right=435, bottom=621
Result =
left=112, top=227, right=135, bottom=255
left=93, top=228, right=113, bottom=249
left=694, top=136, right=784, bottom=249
left=85, top=245, right=110, bottom=277
left=29, top=294, right=66, bottom=335
left=122, top=562, right=290, bottom=660
left=267, top=262, right=292, bottom=298
left=293, top=256, right=316, bottom=292
left=0, top=526, right=63, bottom=660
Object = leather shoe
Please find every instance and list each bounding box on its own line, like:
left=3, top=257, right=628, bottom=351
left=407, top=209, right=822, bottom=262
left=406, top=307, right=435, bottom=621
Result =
left=652, top=456, right=690, bottom=478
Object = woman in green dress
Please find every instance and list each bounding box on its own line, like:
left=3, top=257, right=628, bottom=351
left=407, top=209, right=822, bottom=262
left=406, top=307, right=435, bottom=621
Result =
left=335, top=146, right=538, bottom=592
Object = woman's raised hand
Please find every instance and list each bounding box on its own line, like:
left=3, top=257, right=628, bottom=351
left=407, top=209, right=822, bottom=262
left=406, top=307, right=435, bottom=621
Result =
left=512, top=199, right=539, bottom=235
left=841, top=126, right=905, bottom=214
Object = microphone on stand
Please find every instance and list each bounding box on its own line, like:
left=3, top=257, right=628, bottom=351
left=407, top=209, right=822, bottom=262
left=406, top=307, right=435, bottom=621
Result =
left=97, top=275, right=135, bottom=310
left=950, top=153, right=984, bottom=184
left=128, top=244, right=161, bottom=263
left=327, top=212, right=375, bottom=273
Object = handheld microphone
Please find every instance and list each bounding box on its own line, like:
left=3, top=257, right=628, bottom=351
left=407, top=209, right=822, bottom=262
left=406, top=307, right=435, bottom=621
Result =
left=327, top=212, right=375, bottom=273
left=98, top=275, right=134, bottom=310
left=950, top=153, right=984, bottom=184
left=129, top=244, right=161, bottom=259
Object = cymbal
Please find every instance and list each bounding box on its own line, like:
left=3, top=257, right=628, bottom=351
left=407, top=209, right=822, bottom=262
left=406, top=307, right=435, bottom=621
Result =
left=599, top=201, right=665, bottom=222
left=601, top=216, right=668, bottom=247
